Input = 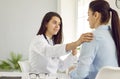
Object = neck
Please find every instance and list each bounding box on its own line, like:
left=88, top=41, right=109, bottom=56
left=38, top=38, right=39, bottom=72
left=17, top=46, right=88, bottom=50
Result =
left=45, top=32, right=53, bottom=39
left=94, top=21, right=101, bottom=29
left=94, top=19, right=108, bottom=29
left=95, top=23, right=108, bottom=29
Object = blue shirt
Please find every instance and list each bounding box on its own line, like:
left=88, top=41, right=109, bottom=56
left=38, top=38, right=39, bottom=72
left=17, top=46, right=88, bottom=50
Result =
left=70, top=25, right=118, bottom=79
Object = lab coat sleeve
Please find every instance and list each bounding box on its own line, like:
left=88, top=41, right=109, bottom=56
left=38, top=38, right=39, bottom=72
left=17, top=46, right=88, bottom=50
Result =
left=29, top=35, right=68, bottom=57
left=58, top=53, right=78, bottom=72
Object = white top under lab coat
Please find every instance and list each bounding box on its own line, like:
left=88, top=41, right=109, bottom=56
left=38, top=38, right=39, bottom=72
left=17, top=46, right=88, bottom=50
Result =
left=29, top=34, right=77, bottom=73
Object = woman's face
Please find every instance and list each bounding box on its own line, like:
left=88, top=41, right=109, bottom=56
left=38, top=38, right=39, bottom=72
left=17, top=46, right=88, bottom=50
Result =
left=46, top=16, right=61, bottom=36
left=87, top=9, right=96, bottom=29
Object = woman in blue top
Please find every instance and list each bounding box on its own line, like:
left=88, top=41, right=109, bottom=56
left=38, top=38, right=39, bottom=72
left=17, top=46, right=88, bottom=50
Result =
left=70, top=0, right=120, bottom=79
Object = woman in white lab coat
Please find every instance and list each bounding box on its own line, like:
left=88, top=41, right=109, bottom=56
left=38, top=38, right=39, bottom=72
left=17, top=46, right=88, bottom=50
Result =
left=29, top=12, right=93, bottom=74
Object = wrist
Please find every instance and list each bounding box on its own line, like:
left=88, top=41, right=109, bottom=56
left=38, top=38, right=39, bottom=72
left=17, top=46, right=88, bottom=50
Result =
left=75, top=40, right=81, bottom=46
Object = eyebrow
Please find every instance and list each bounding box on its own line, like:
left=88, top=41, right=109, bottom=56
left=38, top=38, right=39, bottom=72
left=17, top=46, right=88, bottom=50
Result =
left=53, top=19, right=60, bottom=23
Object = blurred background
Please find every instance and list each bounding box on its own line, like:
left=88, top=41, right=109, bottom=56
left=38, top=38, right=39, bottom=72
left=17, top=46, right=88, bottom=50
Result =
left=0, top=0, right=119, bottom=71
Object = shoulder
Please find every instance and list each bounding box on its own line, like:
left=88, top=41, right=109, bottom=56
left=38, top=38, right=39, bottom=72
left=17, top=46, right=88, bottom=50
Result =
left=30, top=34, right=46, bottom=45
left=81, top=31, right=99, bottom=49
left=93, top=30, right=105, bottom=41
left=93, top=26, right=111, bottom=41
left=33, top=34, right=44, bottom=41
left=35, top=34, right=44, bottom=39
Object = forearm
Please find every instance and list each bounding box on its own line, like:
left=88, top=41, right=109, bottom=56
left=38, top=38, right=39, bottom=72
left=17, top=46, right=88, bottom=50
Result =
left=66, top=40, right=81, bottom=51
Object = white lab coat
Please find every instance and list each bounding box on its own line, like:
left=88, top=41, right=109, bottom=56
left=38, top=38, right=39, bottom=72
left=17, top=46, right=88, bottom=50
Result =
left=29, top=34, right=77, bottom=73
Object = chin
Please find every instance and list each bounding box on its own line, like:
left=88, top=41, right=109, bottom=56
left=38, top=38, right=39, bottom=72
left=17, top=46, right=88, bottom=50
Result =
left=90, top=26, right=94, bottom=29
left=53, top=33, right=58, bottom=35
left=55, top=31, right=59, bottom=34
left=90, top=27, right=93, bottom=29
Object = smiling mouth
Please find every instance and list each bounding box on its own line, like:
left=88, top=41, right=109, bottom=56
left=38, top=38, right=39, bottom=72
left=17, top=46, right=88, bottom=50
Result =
left=54, top=29, right=59, bottom=32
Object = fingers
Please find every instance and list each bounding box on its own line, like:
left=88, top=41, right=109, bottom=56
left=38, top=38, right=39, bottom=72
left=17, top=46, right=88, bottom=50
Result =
left=72, top=49, right=77, bottom=56
left=68, top=66, right=76, bottom=72
left=83, top=36, right=93, bottom=41
left=83, top=33, right=93, bottom=37
left=80, top=32, right=93, bottom=43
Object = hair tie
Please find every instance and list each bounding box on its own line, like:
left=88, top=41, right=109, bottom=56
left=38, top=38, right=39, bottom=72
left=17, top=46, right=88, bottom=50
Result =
left=109, top=8, right=112, bottom=11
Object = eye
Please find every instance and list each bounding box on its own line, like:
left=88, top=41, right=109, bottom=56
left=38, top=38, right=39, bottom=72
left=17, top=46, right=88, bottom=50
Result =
left=53, top=21, right=57, bottom=24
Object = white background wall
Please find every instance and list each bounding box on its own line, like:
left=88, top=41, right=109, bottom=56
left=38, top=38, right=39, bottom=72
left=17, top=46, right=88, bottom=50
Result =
left=57, top=0, right=77, bottom=43
left=0, top=0, right=57, bottom=60
left=107, top=0, right=120, bottom=16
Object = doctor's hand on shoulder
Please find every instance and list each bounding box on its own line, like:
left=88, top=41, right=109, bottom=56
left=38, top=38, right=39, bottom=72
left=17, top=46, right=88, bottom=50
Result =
left=79, top=33, right=93, bottom=44
left=66, top=33, right=93, bottom=51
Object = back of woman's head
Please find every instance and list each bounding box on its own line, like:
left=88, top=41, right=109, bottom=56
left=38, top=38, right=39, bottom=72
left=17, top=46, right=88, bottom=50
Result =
left=89, top=0, right=120, bottom=67
left=89, top=0, right=110, bottom=24
left=37, top=12, right=63, bottom=44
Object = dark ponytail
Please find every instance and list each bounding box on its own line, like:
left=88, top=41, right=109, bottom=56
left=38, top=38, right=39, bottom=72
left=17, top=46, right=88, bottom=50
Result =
left=110, top=9, right=120, bottom=67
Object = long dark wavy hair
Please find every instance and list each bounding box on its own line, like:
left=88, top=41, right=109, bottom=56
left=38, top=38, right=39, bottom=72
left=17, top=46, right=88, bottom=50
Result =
left=37, top=12, right=63, bottom=44
left=89, top=0, right=120, bottom=66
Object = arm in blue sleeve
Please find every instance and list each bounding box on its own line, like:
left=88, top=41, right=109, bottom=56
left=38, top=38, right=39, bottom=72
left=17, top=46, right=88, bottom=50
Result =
left=70, top=40, right=98, bottom=79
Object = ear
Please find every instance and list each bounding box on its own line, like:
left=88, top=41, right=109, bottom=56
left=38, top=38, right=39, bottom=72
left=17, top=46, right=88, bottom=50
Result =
left=94, top=11, right=100, bottom=20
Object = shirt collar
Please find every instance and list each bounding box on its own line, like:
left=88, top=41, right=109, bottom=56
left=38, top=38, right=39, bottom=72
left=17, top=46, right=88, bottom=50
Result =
left=46, top=36, right=54, bottom=45
left=96, top=25, right=110, bottom=30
